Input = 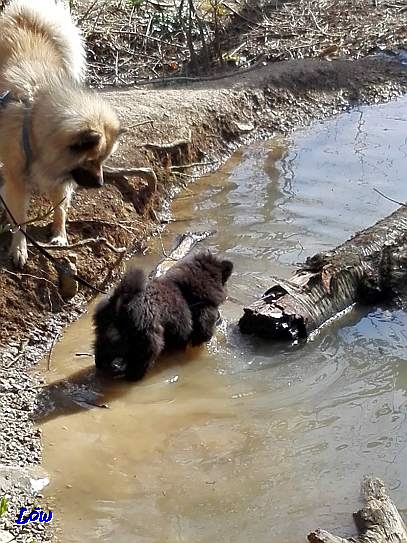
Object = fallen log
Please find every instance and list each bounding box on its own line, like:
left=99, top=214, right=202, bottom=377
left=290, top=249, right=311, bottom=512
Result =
left=239, top=204, right=407, bottom=341
left=152, top=230, right=213, bottom=277
left=308, top=477, right=407, bottom=543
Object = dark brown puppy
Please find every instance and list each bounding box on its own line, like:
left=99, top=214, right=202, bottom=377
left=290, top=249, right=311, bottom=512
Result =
left=93, top=251, right=233, bottom=381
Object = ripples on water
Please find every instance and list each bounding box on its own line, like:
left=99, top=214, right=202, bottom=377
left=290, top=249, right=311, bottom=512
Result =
left=41, top=99, right=407, bottom=542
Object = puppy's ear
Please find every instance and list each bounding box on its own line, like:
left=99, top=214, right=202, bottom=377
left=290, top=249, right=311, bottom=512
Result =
left=221, top=260, right=233, bottom=284
left=116, top=268, right=146, bottom=304
left=70, top=130, right=101, bottom=153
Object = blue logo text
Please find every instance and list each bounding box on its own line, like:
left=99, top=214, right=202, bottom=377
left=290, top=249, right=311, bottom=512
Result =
left=15, top=507, right=53, bottom=525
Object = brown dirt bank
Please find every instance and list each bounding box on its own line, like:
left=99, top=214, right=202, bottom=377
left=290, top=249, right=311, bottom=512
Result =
left=1, top=56, right=407, bottom=358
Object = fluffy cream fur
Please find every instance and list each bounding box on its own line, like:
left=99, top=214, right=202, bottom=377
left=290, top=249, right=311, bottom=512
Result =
left=1, top=0, right=86, bottom=82
left=0, top=0, right=122, bottom=268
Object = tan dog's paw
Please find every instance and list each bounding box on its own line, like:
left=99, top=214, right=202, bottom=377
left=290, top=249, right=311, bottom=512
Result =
left=10, top=242, right=28, bottom=269
left=50, top=234, right=68, bottom=246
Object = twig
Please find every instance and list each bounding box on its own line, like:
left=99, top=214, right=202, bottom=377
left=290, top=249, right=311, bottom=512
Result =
left=47, top=333, right=59, bottom=371
left=5, top=353, right=23, bottom=369
left=104, top=164, right=155, bottom=177
left=78, top=0, right=99, bottom=24
left=104, top=60, right=265, bottom=87
left=100, top=248, right=128, bottom=291
left=90, top=28, right=186, bottom=50
left=170, top=160, right=216, bottom=170
left=114, top=49, right=119, bottom=86
left=2, top=268, right=60, bottom=290
left=146, top=0, right=173, bottom=8
left=307, top=4, right=327, bottom=35
left=16, top=198, right=66, bottom=229
left=81, top=400, right=109, bottom=409
left=373, top=187, right=406, bottom=207
left=75, top=352, right=94, bottom=357
left=4, top=338, right=29, bottom=368
left=125, top=119, right=154, bottom=130
left=36, top=237, right=127, bottom=254
left=104, top=165, right=158, bottom=192
left=68, top=218, right=144, bottom=230
left=171, top=171, right=201, bottom=179
left=157, top=232, right=177, bottom=260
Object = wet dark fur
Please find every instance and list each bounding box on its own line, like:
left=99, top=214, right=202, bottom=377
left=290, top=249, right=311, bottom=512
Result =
left=93, top=252, right=233, bottom=381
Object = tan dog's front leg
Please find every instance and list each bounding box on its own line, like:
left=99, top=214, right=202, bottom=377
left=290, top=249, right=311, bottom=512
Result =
left=50, top=184, right=72, bottom=246
left=2, top=173, right=29, bottom=268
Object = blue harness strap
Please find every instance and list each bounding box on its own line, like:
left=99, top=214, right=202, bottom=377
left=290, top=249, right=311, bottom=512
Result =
left=22, top=107, right=32, bottom=174
left=0, top=90, right=33, bottom=174
left=0, top=90, right=11, bottom=106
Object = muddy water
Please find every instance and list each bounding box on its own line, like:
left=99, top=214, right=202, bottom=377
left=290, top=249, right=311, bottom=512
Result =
left=40, top=100, right=407, bottom=542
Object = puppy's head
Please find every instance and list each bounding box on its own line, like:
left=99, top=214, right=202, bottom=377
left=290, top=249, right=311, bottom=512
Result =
left=93, top=295, right=128, bottom=379
left=93, top=268, right=146, bottom=379
left=195, top=252, right=233, bottom=287
left=31, top=87, right=124, bottom=187
left=167, top=251, right=234, bottom=306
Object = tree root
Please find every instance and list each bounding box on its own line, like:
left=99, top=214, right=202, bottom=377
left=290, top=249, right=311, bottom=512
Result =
left=103, top=164, right=158, bottom=192
left=135, top=130, right=192, bottom=152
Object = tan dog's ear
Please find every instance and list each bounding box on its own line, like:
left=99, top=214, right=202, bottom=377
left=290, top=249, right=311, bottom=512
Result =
left=70, top=130, right=101, bottom=153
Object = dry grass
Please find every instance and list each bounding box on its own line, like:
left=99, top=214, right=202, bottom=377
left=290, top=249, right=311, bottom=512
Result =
left=236, top=0, right=407, bottom=62
left=74, top=0, right=234, bottom=86
left=2, top=0, right=405, bottom=86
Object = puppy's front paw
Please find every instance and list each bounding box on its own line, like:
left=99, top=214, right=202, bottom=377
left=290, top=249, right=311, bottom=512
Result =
left=10, top=243, right=28, bottom=269
left=50, top=234, right=68, bottom=246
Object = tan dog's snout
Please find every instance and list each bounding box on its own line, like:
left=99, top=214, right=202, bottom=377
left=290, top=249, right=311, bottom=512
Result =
left=71, top=164, right=104, bottom=187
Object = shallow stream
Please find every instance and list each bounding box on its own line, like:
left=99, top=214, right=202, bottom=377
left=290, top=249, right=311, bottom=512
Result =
left=39, top=98, right=407, bottom=542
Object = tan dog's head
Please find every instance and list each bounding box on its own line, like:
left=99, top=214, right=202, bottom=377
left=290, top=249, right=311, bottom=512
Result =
left=30, top=86, right=124, bottom=188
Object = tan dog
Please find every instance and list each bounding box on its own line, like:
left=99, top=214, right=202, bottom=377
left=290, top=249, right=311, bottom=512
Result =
left=0, top=0, right=122, bottom=268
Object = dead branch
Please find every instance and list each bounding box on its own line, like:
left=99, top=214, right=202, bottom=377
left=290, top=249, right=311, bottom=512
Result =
left=68, top=218, right=144, bottom=231
left=373, top=187, right=406, bottom=207
left=18, top=197, right=66, bottom=228
left=99, top=60, right=265, bottom=87
left=125, top=119, right=154, bottom=130
left=170, top=160, right=216, bottom=170
left=153, top=230, right=214, bottom=277
left=35, top=237, right=127, bottom=254
left=308, top=477, right=407, bottom=543
left=47, top=333, right=59, bottom=371
left=3, top=268, right=60, bottom=293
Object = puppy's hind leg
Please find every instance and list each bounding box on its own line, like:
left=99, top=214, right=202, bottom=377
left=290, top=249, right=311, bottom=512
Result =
left=2, top=172, right=29, bottom=268
left=49, top=182, right=73, bottom=246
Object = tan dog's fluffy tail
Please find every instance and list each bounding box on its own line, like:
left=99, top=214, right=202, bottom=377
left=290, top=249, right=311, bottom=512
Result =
left=2, top=0, right=86, bottom=82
